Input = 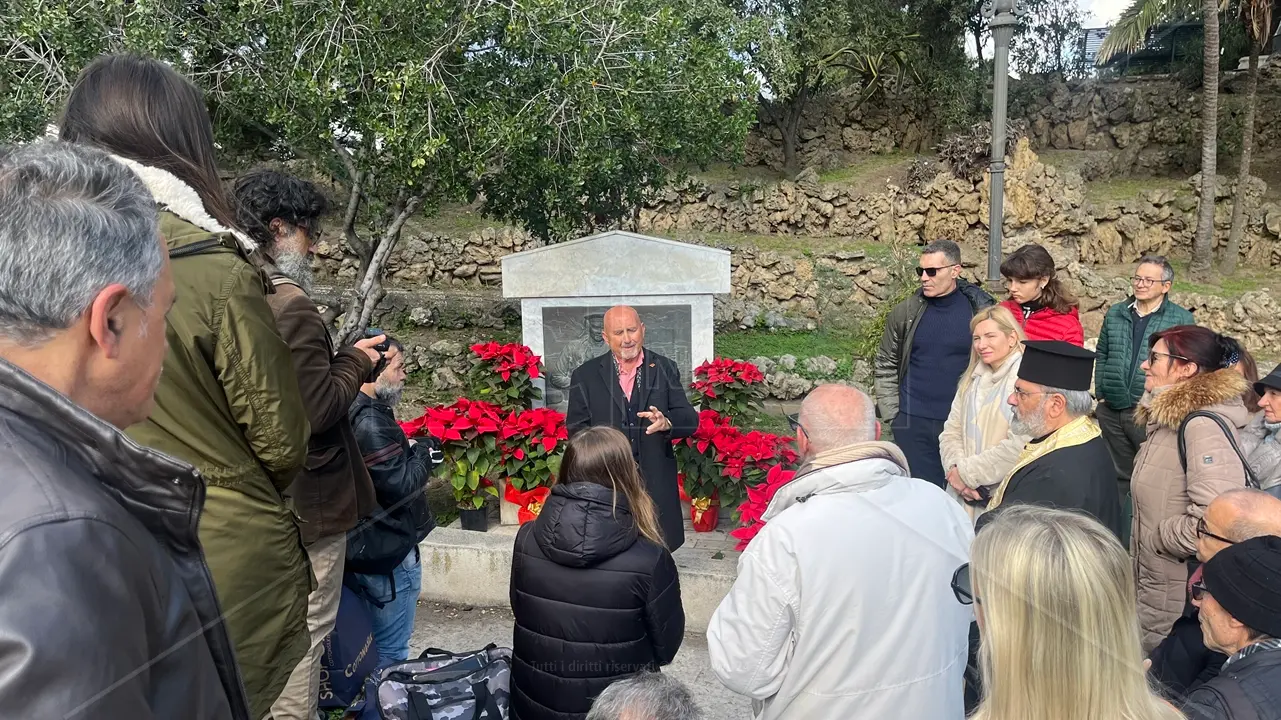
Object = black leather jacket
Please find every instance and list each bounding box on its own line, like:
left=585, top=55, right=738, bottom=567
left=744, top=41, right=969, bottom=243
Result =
left=0, top=358, right=250, bottom=719
left=345, top=393, right=437, bottom=576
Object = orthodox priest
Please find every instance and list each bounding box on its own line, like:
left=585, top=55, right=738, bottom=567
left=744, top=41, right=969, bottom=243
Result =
left=566, top=305, right=699, bottom=549
left=981, top=340, right=1124, bottom=538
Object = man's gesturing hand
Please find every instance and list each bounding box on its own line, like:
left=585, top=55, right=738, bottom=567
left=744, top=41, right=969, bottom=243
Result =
left=638, top=406, right=672, bottom=434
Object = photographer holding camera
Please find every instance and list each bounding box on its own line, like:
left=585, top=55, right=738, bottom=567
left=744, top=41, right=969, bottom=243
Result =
left=235, top=169, right=387, bottom=718
left=346, top=335, right=441, bottom=662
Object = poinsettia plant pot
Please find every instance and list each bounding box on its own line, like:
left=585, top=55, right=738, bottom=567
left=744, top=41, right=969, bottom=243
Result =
left=459, top=507, right=489, bottom=532
left=690, top=496, right=720, bottom=532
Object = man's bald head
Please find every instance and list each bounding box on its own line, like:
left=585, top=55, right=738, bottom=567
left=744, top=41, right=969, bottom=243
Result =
left=797, top=384, right=878, bottom=455
left=1213, top=489, right=1281, bottom=540
left=602, top=305, right=644, bottom=362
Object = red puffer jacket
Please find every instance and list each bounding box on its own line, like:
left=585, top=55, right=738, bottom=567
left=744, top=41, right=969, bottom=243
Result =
left=1000, top=299, right=1084, bottom=346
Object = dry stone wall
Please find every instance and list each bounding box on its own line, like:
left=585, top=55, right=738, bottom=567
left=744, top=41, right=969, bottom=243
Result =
left=746, top=69, right=1281, bottom=178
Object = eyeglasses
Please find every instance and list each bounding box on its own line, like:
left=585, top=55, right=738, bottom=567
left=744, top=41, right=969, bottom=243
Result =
left=1197, top=517, right=1236, bottom=546
left=1131, top=276, right=1168, bottom=287
left=916, top=264, right=959, bottom=278
left=951, top=563, right=978, bottom=605
left=1011, top=388, right=1049, bottom=400
left=786, top=412, right=806, bottom=438
left=1190, top=579, right=1209, bottom=603
left=1147, top=349, right=1188, bottom=366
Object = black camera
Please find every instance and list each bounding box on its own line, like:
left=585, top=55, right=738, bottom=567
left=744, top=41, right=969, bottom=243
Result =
left=364, top=327, right=393, bottom=353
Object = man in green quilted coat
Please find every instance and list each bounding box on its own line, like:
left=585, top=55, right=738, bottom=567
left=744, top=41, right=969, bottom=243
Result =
left=1094, top=254, right=1195, bottom=541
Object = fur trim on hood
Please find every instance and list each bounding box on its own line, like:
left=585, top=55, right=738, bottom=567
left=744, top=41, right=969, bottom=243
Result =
left=106, top=154, right=255, bottom=253
left=1136, top=368, right=1250, bottom=429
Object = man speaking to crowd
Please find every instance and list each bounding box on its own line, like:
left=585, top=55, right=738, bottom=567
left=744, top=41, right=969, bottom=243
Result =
left=566, top=306, right=699, bottom=549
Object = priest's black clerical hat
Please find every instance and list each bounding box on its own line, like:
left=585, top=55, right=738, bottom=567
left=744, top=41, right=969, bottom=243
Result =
left=1018, top=340, right=1096, bottom=392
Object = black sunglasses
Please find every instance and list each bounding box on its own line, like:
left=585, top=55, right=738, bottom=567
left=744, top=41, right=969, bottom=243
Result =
left=951, top=563, right=976, bottom=605
left=916, top=264, right=959, bottom=278
left=1197, top=517, right=1236, bottom=546
left=1190, top=579, right=1209, bottom=603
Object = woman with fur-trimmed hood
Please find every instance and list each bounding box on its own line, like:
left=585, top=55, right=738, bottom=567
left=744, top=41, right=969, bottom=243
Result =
left=1131, top=325, right=1252, bottom=653
left=60, top=55, right=313, bottom=718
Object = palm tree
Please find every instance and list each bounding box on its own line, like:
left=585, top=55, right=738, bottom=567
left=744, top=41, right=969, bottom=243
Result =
left=1190, top=0, right=1222, bottom=279
left=1222, top=0, right=1274, bottom=274
left=1098, top=0, right=1229, bottom=280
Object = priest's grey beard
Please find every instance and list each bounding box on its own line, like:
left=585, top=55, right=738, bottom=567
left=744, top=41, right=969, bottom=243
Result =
left=275, top=250, right=314, bottom=294
left=1010, top=402, right=1048, bottom=438
left=375, top=380, right=404, bottom=408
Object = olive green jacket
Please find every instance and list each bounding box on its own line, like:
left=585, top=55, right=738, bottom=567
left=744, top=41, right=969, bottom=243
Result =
left=116, top=157, right=313, bottom=719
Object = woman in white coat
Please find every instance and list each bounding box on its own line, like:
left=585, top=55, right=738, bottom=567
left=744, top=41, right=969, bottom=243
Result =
left=939, top=305, right=1030, bottom=522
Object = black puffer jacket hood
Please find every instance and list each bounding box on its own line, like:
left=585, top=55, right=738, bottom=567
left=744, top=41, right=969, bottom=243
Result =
left=509, top=481, right=685, bottom=720
left=534, top=482, right=638, bottom=568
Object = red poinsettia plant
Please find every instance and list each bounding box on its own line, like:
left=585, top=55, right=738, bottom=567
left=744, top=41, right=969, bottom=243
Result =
left=730, top=463, right=797, bottom=551
left=689, top=357, right=766, bottom=418
left=409, top=398, right=506, bottom=509
left=498, top=406, right=568, bottom=491
left=673, top=408, right=797, bottom=523
left=467, top=341, right=544, bottom=410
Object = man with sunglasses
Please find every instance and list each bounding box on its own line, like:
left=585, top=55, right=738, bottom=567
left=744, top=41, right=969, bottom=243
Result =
left=1094, top=255, right=1194, bottom=543
left=874, top=239, right=994, bottom=488
left=1149, top=489, right=1281, bottom=702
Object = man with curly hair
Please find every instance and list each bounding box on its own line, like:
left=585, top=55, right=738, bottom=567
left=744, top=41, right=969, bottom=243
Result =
left=235, top=169, right=386, bottom=719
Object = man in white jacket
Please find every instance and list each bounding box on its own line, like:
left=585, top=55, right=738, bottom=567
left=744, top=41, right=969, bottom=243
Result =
left=707, top=384, right=975, bottom=720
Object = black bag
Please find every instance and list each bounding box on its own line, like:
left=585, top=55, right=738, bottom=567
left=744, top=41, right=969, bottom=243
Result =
left=1176, top=411, right=1281, bottom=499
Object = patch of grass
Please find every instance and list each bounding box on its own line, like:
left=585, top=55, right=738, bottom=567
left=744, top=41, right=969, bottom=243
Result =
left=1167, top=259, right=1266, bottom=297
left=658, top=229, right=895, bottom=260
left=715, top=328, right=860, bottom=361
left=1084, top=177, right=1187, bottom=206
left=687, top=163, right=785, bottom=185
left=818, top=152, right=913, bottom=184
left=416, top=204, right=500, bottom=237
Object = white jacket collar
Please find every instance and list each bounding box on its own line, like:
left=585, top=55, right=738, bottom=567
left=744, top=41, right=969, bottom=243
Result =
left=763, top=454, right=906, bottom=522
left=106, top=154, right=255, bottom=253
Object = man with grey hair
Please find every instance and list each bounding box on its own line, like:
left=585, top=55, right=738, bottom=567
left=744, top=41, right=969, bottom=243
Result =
left=1094, top=253, right=1194, bottom=543
left=981, top=340, right=1122, bottom=538
left=0, top=141, right=248, bottom=717
left=586, top=673, right=701, bottom=720
left=708, top=384, right=974, bottom=719
left=874, top=239, right=994, bottom=488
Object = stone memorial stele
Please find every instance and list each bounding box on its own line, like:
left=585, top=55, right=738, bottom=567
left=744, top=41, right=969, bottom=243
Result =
left=499, top=230, right=731, bottom=524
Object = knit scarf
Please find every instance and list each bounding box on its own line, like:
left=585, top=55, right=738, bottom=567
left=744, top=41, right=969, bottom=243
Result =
left=795, top=441, right=910, bottom=477
left=987, top=415, right=1102, bottom=511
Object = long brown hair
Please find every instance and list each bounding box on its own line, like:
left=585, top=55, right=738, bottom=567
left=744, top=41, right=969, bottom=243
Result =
left=59, top=53, right=240, bottom=231
left=557, top=426, right=665, bottom=547
left=1000, top=244, right=1077, bottom=314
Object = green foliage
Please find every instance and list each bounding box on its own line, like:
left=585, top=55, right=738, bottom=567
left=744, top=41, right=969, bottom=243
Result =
left=714, top=327, right=860, bottom=361
left=851, top=277, right=917, bottom=362
left=1010, top=0, right=1086, bottom=77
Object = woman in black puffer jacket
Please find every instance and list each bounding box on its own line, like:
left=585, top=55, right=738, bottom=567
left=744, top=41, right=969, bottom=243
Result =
left=509, top=426, right=685, bottom=720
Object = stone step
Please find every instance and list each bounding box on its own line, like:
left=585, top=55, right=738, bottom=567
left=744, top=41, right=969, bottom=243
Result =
left=418, top=522, right=742, bottom=634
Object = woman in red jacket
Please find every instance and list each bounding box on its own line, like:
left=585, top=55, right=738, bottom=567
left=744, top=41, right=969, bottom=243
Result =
left=998, top=243, right=1084, bottom=346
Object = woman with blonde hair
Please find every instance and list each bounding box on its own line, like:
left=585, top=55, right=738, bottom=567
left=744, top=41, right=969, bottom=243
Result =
left=509, top=426, right=685, bottom=720
left=955, top=505, right=1183, bottom=720
left=939, top=305, right=1030, bottom=521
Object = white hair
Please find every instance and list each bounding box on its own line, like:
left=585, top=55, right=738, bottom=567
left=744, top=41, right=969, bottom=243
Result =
left=586, top=673, right=701, bottom=720
left=0, top=140, right=162, bottom=346
left=1042, top=385, right=1095, bottom=417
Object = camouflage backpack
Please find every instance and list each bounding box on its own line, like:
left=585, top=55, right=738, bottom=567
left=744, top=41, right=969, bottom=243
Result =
left=356, top=644, right=512, bottom=720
